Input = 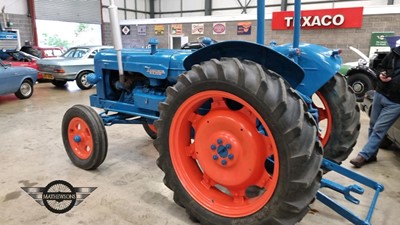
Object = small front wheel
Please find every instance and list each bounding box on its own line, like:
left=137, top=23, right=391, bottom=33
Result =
left=143, top=123, right=157, bottom=139
left=62, top=104, right=108, bottom=170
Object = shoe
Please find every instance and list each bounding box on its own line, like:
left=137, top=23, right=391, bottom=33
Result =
left=350, top=155, right=377, bottom=168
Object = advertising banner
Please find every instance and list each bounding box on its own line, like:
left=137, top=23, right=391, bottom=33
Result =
left=171, top=24, right=183, bottom=35
left=137, top=25, right=146, bottom=36
left=237, top=22, right=252, bottom=35
left=154, top=25, right=165, bottom=35
left=213, top=23, right=226, bottom=35
left=369, top=32, right=395, bottom=57
left=272, top=7, right=363, bottom=30
left=192, top=24, right=204, bottom=35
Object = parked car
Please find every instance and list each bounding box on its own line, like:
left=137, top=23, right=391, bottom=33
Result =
left=343, top=46, right=389, bottom=102
left=181, top=37, right=218, bottom=49
left=20, top=45, right=65, bottom=58
left=0, top=50, right=43, bottom=80
left=0, top=60, right=38, bottom=99
left=361, top=90, right=400, bottom=149
left=37, top=45, right=112, bottom=90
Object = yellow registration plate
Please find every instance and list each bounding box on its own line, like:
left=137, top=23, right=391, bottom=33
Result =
left=43, top=73, right=54, bottom=80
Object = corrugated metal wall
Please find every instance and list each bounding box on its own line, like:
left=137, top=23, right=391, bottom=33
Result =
left=35, top=0, right=101, bottom=24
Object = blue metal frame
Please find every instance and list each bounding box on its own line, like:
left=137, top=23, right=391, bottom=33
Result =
left=318, top=159, right=384, bottom=225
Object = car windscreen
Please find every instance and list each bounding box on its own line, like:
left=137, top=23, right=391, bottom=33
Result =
left=62, top=48, right=89, bottom=58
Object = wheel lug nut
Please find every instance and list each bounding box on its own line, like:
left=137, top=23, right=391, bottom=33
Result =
left=211, top=144, right=216, bottom=150
left=221, top=159, right=227, bottom=166
left=217, top=138, right=223, bottom=144
left=228, top=154, right=234, bottom=160
left=213, top=155, right=219, bottom=160
left=226, top=144, right=231, bottom=149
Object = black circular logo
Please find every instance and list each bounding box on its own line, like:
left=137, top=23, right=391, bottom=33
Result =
left=42, top=180, right=76, bottom=214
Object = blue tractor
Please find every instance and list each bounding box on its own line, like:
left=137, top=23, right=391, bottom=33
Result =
left=61, top=0, right=383, bottom=224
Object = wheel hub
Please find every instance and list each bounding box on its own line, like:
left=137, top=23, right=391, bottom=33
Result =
left=194, top=109, right=267, bottom=188
left=352, top=81, right=364, bottom=93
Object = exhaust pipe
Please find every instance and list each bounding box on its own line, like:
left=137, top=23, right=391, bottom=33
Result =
left=108, top=0, right=125, bottom=88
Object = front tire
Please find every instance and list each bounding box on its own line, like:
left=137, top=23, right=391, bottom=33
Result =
left=76, top=72, right=94, bottom=90
left=313, top=74, right=360, bottom=163
left=347, top=73, right=375, bottom=102
left=143, top=123, right=157, bottom=139
left=15, top=79, right=33, bottom=99
left=154, top=58, right=323, bottom=225
left=62, top=104, right=108, bottom=170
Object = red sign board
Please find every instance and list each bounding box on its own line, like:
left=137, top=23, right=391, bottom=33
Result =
left=272, top=7, right=363, bottom=30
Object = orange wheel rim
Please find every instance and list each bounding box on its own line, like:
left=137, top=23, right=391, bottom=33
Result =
left=169, top=90, right=279, bottom=217
left=67, top=117, right=93, bottom=159
left=148, top=124, right=157, bottom=133
left=313, top=91, right=332, bottom=146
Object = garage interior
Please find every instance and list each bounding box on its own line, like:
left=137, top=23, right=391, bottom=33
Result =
left=1, top=0, right=400, bottom=225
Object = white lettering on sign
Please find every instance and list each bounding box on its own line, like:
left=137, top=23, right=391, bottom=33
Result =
left=284, top=14, right=345, bottom=28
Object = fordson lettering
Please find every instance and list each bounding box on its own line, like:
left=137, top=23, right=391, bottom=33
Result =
left=284, top=14, right=345, bottom=28
left=146, top=68, right=165, bottom=76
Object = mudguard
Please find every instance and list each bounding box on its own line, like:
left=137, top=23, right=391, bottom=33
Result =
left=183, top=41, right=305, bottom=90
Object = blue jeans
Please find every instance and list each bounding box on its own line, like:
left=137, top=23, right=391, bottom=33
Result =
left=359, top=92, right=400, bottom=160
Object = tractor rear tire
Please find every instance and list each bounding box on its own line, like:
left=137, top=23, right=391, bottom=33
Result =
left=154, top=58, right=323, bottom=225
left=314, top=74, right=360, bottom=163
left=62, top=104, right=108, bottom=170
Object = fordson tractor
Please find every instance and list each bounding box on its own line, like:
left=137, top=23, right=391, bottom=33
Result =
left=61, top=0, right=384, bottom=224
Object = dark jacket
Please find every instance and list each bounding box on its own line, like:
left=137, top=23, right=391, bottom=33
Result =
left=376, top=46, right=400, bottom=103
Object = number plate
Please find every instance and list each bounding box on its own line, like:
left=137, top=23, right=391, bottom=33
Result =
left=43, top=74, right=54, bottom=80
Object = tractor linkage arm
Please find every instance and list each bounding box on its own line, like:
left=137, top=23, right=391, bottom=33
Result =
left=318, top=159, right=384, bottom=225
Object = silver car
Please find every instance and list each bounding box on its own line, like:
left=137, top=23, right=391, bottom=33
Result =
left=37, top=45, right=112, bottom=90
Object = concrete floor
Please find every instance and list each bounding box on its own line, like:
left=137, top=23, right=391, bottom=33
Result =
left=0, top=81, right=399, bottom=225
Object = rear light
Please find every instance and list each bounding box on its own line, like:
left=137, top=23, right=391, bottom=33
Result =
left=54, top=69, right=65, bottom=73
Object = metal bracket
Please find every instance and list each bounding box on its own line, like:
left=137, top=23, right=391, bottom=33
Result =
left=317, top=159, right=384, bottom=225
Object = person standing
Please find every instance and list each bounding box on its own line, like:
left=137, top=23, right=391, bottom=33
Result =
left=350, top=45, right=400, bottom=168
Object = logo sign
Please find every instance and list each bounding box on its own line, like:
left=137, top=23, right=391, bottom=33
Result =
left=154, top=24, right=165, bottom=35
left=192, top=23, right=204, bottom=35
left=171, top=24, right=183, bottom=35
left=121, top=25, right=130, bottom=35
left=213, top=23, right=226, bottom=35
left=137, top=25, right=146, bottom=36
left=237, top=22, right=252, bottom=35
left=368, top=32, right=395, bottom=57
left=272, top=7, right=363, bottom=30
left=21, top=180, right=96, bottom=214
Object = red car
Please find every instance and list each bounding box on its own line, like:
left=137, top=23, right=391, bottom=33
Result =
left=0, top=50, right=42, bottom=79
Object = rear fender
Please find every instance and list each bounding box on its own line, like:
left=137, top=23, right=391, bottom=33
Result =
left=184, top=41, right=305, bottom=89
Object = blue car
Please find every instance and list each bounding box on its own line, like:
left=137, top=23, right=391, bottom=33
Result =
left=0, top=60, right=38, bottom=99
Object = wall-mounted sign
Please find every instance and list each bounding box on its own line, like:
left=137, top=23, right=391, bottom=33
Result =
left=192, top=24, right=204, bottom=35
left=137, top=25, right=146, bottom=36
left=272, top=7, right=363, bottom=30
left=213, top=23, right=226, bottom=35
left=237, top=22, right=251, bottom=35
left=154, top=25, right=164, bottom=35
left=121, top=25, right=130, bottom=35
left=369, top=32, right=395, bottom=57
left=171, top=24, right=183, bottom=35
